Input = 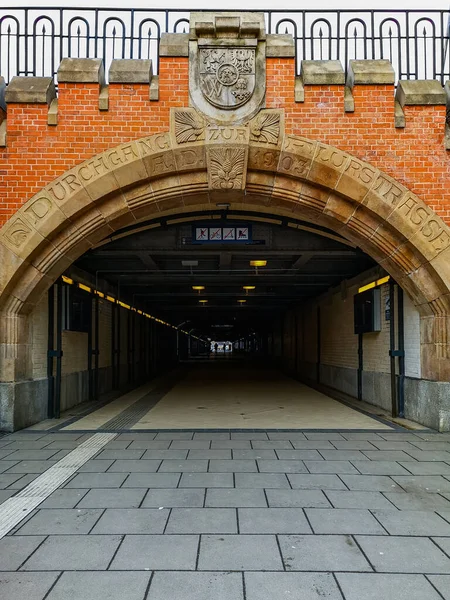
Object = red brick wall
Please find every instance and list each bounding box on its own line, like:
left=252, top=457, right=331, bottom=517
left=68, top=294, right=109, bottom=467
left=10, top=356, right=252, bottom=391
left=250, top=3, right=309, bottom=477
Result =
left=0, top=55, right=449, bottom=227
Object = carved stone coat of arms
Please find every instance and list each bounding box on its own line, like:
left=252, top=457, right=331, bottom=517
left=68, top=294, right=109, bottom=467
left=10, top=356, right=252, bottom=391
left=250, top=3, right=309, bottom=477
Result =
left=199, top=47, right=256, bottom=110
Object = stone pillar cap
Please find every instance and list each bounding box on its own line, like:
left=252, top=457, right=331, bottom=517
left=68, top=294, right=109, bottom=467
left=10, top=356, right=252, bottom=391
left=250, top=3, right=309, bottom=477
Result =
left=189, top=11, right=265, bottom=40
left=160, top=33, right=189, bottom=57
left=300, top=60, right=345, bottom=85
left=109, top=59, right=153, bottom=84
left=57, top=58, right=105, bottom=84
left=347, top=59, right=395, bottom=88
left=396, top=80, right=446, bottom=106
left=266, top=34, right=295, bottom=58
left=5, top=76, right=56, bottom=105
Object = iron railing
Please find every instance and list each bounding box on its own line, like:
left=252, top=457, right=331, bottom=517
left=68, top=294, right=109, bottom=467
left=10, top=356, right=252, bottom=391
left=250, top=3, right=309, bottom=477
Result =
left=1, top=8, right=450, bottom=84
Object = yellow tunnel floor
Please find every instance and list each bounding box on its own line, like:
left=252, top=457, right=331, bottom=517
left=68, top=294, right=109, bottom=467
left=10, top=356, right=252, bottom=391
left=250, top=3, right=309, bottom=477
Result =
left=62, top=362, right=393, bottom=431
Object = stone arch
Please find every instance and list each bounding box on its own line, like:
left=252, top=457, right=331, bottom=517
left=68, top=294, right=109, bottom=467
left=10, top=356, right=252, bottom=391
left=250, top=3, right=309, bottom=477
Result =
left=1, top=127, right=449, bottom=383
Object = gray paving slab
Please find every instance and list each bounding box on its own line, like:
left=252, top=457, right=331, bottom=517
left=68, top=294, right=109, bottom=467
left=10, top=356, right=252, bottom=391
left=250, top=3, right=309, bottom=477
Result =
left=231, top=432, right=269, bottom=440
left=165, top=508, right=237, bottom=533
left=266, top=489, right=331, bottom=508
left=77, top=459, right=115, bottom=472
left=403, top=450, right=450, bottom=462
left=257, top=460, right=307, bottom=473
left=350, top=461, right=412, bottom=475
left=3, top=449, right=59, bottom=460
left=232, top=449, right=277, bottom=459
left=90, top=508, right=169, bottom=533
left=267, top=432, right=307, bottom=440
left=342, top=433, right=385, bottom=440
left=198, top=534, right=283, bottom=570
left=1, top=441, right=52, bottom=450
left=208, top=459, right=257, bottom=472
left=0, top=572, right=59, bottom=600
left=211, top=441, right=251, bottom=449
left=362, top=450, right=418, bottom=461
left=193, top=432, right=231, bottom=440
left=39, top=489, right=89, bottom=508
left=304, top=460, right=359, bottom=474
left=127, top=441, right=171, bottom=449
left=76, top=488, right=147, bottom=508
left=102, top=440, right=132, bottom=449
left=17, top=508, right=103, bottom=534
left=372, top=510, right=450, bottom=535
left=142, top=488, right=205, bottom=508
left=306, top=508, right=386, bottom=534
left=238, top=508, right=312, bottom=533
left=275, top=450, right=323, bottom=460
left=234, top=473, right=290, bottom=488
left=6, top=460, right=57, bottom=473
left=331, top=441, right=378, bottom=450
left=317, top=450, right=369, bottom=461
left=410, top=442, right=450, bottom=451
left=356, top=535, right=450, bottom=573
left=336, top=573, right=442, bottom=600
left=433, top=537, right=450, bottom=555
left=0, top=535, right=46, bottom=570
left=325, top=490, right=396, bottom=509
left=379, top=433, right=425, bottom=441
left=414, top=433, right=450, bottom=441
left=171, top=440, right=211, bottom=449
left=385, top=492, right=450, bottom=511
left=65, top=473, right=127, bottom=488
left=21, top=534, right=122, bottom=570
left=0, top=473, right=26, bottom=488
left=189, top=449, right=232, bottom=459
left=155, top=432, right=194, bottom=440
left=8, top=473, right=41, bottom=488
left=0, top=460, right=20, bottom=473
left=111, top=534, right=198, bottom=570
left=304, top=433, right=346, bottom=440
left=149, top=571, right=243, bottom=600
left=159, top=459, right=208, bottom=472
left=339, top=474, right=404, bottom=491
left=391, top=475, right=450, bottom=493
left=45, top=571, right=151, bottom=600
left=142, top=449, right=188, bottom=459
left=244, top=572, right=344, bottom=600
left=251, top=441, right=293, bottom=449
left=43, top=441, right=86, bottom=449
left=278, top=534, right=371, bottom=571
left=94, top=449, right=145, bottom=459
left=123, top=473, right=181, bottom=488
left=179, top=473, right=234, bottom=488
left=205, top=488, right=267, bottom=507
left=106, top=459, right=161, bottom=472
left=439, top=510, right=450, bottom=524
left=399, top=462, right=450, bottom=475
left=288, top=474, right=347, bottom=490
left=118, top=433, right=156, bottom=440
left=369, top=441, right=419, bottom=451
left=292, top=441, right=335, bottom=449
left=0, top=489, right=16, bottom=502
left=427, top=575, right=450, bottom=600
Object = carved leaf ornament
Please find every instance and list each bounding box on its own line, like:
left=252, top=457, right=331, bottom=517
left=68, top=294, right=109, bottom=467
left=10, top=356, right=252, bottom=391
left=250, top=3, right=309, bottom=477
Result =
left=209, top=147, right=246, bottom=189
left=175, top=110, right=205, bottom=144
left=250, top=112, right=281, bottom=145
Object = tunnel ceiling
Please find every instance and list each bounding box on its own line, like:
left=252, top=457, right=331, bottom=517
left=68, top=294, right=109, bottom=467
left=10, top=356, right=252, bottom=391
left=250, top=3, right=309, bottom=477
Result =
left=74, top=211, right=375, bottom=339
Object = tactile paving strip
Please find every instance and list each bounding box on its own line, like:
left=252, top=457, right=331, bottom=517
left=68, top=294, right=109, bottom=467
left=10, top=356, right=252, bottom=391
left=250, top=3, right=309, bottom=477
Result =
left=0, top=432, right=116, bottom=539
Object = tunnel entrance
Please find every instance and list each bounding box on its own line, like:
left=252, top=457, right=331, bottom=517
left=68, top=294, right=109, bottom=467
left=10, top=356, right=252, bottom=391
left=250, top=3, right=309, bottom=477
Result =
left=26, top=207, right=411, bottom=433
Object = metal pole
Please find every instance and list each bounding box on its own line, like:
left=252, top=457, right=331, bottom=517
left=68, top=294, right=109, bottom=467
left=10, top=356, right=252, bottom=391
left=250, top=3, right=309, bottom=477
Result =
left=47, top=284, right=55, bottom=418
left=397, top=287, right=405, bottom=418
left=389, top=280, right=398, bottom=417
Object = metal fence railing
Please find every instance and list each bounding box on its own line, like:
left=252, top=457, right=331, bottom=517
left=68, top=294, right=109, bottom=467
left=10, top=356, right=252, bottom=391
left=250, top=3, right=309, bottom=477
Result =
left=1, top=8, right=450, bottom=84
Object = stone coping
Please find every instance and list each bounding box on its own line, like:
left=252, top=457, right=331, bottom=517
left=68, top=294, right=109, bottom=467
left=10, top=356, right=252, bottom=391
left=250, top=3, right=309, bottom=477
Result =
left=396, top=80, right=446, bottom=106
left=346, top=60, right=395, bottom=88
left=109, top=59, right=153, bottom=84
left=57, top=58, right=105, bottom=84
left=300, top=61, right=345, bottom=85
left=4, top=76, right=56, bottom=105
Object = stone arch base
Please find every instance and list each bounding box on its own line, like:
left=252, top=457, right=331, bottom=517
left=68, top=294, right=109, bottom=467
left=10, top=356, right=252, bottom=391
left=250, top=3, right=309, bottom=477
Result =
left=1, top=116, right=449, bottom=429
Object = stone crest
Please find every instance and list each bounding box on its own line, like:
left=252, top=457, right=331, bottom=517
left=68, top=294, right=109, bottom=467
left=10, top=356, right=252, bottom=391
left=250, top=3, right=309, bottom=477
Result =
left=189, top=12, right=266, bottom=125
left=199, top=47, right=255, bottom=109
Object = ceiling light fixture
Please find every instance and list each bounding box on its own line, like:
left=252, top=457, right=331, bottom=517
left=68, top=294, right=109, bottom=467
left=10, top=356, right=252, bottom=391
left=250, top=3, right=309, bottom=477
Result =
left=250, top=260, right=267, bottom=267
left=192, top=285, right=205, bottom=293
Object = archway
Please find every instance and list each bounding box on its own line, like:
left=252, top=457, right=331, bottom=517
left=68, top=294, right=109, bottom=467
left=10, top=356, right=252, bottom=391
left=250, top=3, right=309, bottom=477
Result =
left=1, top=118, right=449, bottom=394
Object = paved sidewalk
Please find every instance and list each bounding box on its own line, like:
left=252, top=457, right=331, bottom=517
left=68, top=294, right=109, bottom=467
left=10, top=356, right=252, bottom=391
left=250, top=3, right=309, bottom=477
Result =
left=0, top=429, right=450, bottom=599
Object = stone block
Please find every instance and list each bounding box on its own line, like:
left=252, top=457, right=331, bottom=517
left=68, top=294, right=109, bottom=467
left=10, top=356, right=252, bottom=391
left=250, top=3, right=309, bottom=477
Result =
left=396, top=79, right=446, bottom=106
left=300, top=60, right=345, bottom=85
left=347, top=59, right=395, bottom=87
left=5, top=76, right=56, bottom=105
left=109, top=59, right=152, bottom=83
left=266, top=34, right=295, bottom=57
left=160, top=33, right=190, bottom=56
left=57, top=58, right=105, bottom=84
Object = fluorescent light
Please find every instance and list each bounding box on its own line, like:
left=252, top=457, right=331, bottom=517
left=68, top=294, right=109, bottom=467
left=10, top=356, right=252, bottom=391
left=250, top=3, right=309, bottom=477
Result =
left=243, top=285, right=255, bottom=290
left=199, top=299, right=208, bottom=304
left=358, top=275, right=390, bottom=294
left=192, top=285, right=205, bottom=291
left=78, top=283, right=91, bottom=293
left=182, top=260, right=198, bottom=267
left=237, top=299, right=247, bottom=303
left=62, top=275, right=73, bottom=285
left=250, top=260, right=267, bottom=267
